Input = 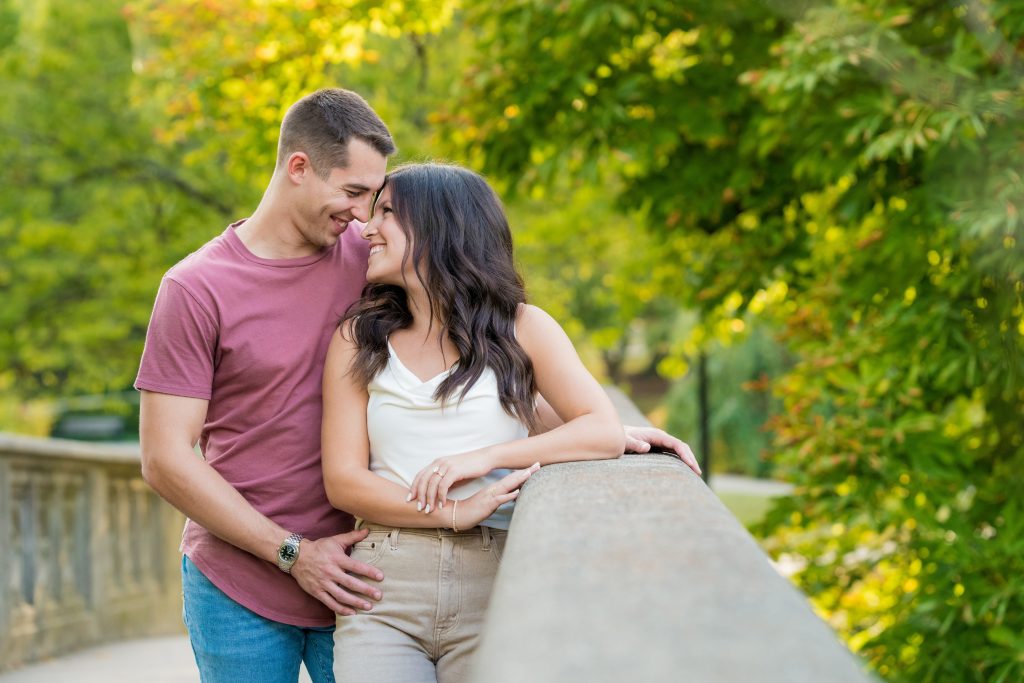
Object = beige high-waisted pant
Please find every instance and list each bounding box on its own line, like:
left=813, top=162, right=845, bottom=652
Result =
left=333, top=522, right=507, bottom=683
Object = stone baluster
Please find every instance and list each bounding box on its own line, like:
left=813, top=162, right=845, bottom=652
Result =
left=0, top=435, right=184, bottom=671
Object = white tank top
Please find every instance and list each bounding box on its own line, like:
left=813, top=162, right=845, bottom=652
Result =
left=365, top=341, right=530, bottom=529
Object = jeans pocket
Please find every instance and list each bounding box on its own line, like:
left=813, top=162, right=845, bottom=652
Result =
left=488, top=534, right=507, bottom=565
left=350, top=531, right=390, bottom=567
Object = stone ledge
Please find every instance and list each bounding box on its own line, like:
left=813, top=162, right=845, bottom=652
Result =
left=470, top=453, right=872, bottom=682
left=0, top=433, right=140, bottom=464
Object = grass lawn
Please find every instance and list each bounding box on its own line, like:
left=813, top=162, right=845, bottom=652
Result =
left=717, top=491, right=777, bottom=528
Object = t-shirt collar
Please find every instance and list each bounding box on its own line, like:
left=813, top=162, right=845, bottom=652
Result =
left=224, top=219, right=334, bottom=268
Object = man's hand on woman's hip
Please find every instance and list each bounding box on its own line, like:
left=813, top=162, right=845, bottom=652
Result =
left=290, top=529, right=384, bottom=616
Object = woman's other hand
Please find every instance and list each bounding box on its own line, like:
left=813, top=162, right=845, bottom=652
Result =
left=623, top=425, right=702, bottom=476
left=453, top=463, right=540, bottom=529
left=409, top=449, right=495, bottom=514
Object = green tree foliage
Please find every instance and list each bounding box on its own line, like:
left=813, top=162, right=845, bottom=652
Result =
left=507, top=182, right=684, bottom=385
left=664, top=321, right=787, bottom=476
left=129, top=0, right=667, bottom=384
left=1, top=0, right=665, bottom=431
left=451, top=1, right=1024, bottom=680
left=751, top=4, right=1024, bottom=680
left=445, top=0, right=793, bottom=308
left=0, top=0, right=461, bottom=424
left=0, top=0, right=228, bottom=404
left=128, top=0, right=459, bottom=195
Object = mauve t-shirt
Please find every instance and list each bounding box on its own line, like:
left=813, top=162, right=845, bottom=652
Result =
left=135, top=221, right=369, bottom=626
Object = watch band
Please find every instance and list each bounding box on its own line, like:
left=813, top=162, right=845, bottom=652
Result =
left=276, top=532, right=303, bottom=574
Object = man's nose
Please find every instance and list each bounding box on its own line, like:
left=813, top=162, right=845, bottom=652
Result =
left=351, top=197, right=373, bottom=223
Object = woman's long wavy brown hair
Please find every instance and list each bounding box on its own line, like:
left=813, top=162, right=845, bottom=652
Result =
left=343, top=162, right=538, bottom=431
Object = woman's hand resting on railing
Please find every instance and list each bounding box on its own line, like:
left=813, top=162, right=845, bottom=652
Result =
left=407, top=427, right=700, bottom=515
left=444, top=463, right=540, bottom=529
left=623, top=425, right=702, bottom=476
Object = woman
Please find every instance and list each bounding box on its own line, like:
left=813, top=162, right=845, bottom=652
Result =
left=321, top=162, right=626, bottom=682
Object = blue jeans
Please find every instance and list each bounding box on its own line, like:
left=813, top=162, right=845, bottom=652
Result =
left=181, top=556, right=335, bottom=683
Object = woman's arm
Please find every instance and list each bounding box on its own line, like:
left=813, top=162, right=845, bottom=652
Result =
left=411, top=304, right=626, bottom=510
left=322, top=325, right=534, bottom=526
left=501, top=303, right=626, bottom=463
left=534, top=394, right=701, bottom=475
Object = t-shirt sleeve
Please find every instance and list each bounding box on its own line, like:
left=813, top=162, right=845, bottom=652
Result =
left=134, top=277, right=217, bottom=400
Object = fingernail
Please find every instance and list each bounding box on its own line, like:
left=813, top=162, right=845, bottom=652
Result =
left=406, top=493, right=413, bottom=502
left=425, top=504, right=432, bottom=513
left=417, top=502, right=423, bottom=511
left=439, top=502, right=444, bottom=509
left=374, top=591, right=381, bottom=599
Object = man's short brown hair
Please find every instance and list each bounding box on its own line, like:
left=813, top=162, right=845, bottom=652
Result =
left=277, top=88, right=396, bottom=178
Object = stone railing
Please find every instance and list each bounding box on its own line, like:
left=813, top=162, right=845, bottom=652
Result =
left=0, top=434, right=183, bottom=671
left=2, top=388, right=874, bottom=681
left=470, top=388, right=874, bottom=682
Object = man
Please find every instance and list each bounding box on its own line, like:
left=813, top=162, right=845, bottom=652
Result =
left=137, top=88, right=699, bottom=683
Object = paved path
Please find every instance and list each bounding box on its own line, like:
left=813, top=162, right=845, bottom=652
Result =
left=0, top=636, right=314, bottom=682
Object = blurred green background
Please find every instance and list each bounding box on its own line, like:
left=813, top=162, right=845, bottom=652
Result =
left=1, top=0, right=1022, bottom=680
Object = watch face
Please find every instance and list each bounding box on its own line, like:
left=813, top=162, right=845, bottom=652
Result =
left=280, top=545, right=298, bottom=562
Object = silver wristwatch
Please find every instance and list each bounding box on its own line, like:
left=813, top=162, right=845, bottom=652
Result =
left=276, top=532, right=303, bottom=573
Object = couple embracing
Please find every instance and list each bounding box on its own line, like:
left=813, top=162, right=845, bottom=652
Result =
left=136, top=88, right=699, bottom=683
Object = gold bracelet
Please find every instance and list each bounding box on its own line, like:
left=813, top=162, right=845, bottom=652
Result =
left=452, top=499, right=460, bottom=533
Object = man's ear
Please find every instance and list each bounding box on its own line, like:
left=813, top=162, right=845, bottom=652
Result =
left=286, top=152, right=312, bottom=184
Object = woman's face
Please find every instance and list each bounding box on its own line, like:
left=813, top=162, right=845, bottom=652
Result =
left=362, top=185, right=415, bottom=287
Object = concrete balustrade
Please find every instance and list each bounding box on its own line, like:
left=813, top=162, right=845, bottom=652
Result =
left=0, top=434, right=183, bottom=671
left=469, top=388, right=872, bottom=682
left=2, top=388, right=872, bottom=680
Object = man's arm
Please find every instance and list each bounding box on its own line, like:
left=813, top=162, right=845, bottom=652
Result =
left=139, top=390, right=382, bottom=615
left=533, top=394, right=702, bottom=476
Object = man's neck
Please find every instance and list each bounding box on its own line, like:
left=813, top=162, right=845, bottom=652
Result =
left=235, top=199, right=320, bottom=260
